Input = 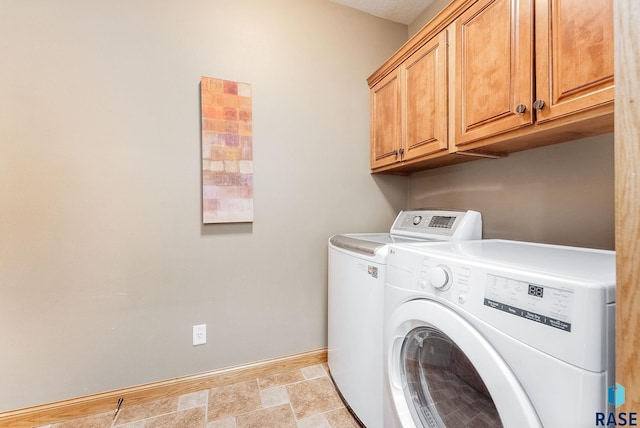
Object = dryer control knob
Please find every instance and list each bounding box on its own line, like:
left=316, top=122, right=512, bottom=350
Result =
left=427, top=266, right=451, bottom=290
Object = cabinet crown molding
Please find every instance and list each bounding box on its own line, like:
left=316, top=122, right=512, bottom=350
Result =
left=367, top=0, right=477, bottom=88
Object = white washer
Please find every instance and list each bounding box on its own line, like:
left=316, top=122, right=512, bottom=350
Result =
left=328, top=209, right=482, bottom=428
left=383, top=239, right=616, bottom=428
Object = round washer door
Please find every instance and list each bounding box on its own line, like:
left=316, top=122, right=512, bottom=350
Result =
left=385, top=300, right=542, bottom=428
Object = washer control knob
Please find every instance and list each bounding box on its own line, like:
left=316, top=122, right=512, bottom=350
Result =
left=427, top=266, right=451, bottom=290
left=412, top=215, right=422, bottom=225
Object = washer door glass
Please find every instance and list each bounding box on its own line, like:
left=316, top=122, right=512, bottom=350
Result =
left=401, top=326, right=503, bottom=427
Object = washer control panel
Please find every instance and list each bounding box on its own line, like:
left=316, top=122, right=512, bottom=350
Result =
left=389, top=209, right=481, bottom=240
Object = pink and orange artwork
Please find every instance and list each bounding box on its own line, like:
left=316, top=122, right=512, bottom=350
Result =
left=201, top=76, right=253, bottom=223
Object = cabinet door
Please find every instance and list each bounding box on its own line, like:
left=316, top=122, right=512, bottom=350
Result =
left=454, top=0, right=534, bottom=146
left=401, top=30, right=449, bottom=160
left=534, top=0, right=614, bottom=123
left=370, top=70, right=401, bottom=169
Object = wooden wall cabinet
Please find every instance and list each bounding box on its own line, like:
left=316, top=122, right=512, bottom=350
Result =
left=370, top=30, right=450, bottom=172
left=454, top=0, right=534, bottom=145
left=369, top=0, right=614, bottom=173
left=534, top=0, right=614, bottom=124
left=454, top=0, right=614, bottom=150
left=370, top=70, right=401, bottom=170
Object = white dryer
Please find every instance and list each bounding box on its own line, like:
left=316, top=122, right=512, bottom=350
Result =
left=328, top=209, right=482, bottom=428
left=383, top=239, right=616, bottom=428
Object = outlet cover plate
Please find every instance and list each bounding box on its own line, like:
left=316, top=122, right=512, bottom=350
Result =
left=193, top=324, right=206, bottom=346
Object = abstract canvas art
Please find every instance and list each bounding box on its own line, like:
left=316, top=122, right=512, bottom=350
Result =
left=201, top=76, right=253, bottom=223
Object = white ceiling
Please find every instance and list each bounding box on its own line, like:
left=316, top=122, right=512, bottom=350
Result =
left=329, top=0, right=434, bottom=24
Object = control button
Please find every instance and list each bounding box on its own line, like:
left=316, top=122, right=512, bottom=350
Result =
left=458, top=294, right=466, bottom=304
left=412, top=215, right=422, bottom=225
left=419, top=280, right=427, bottom=290
left=427, top=265, right=451, bottom=290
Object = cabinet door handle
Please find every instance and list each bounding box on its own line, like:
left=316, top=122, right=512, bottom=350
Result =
left=515, top=104, right=527, bottom=114
left=393, top=150, right=399, bottom=158
left=533, top=99, right=546, bottom=110
left=399, top=148, right=405, bottom=158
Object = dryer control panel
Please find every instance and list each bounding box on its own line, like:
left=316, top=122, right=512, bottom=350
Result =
left=483, top=274, right=574, bottom=332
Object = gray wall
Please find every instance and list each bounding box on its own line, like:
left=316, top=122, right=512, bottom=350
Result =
left=0, top=0, right=408, bottom=411
left=407, top=135, right=615, bottom=250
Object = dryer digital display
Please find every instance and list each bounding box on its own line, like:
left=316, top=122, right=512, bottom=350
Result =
left=528, top=284, right=544, bottom=298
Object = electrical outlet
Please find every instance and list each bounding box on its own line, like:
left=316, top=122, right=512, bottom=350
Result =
left=193, top=324, right=206, bottom=346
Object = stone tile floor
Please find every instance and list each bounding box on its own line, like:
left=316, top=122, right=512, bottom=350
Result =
left=38, top=364, right=363, bottom=428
